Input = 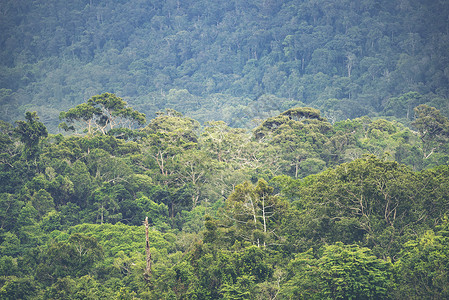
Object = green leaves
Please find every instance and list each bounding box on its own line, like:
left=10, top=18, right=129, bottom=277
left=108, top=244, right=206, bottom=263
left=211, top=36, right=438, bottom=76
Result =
left=394, top=219, right=449, bottom=299
left=59, top=93, right=146, bottom=135
left=14, top=111, right=48, bottom=160
left=253, top=107, right=333, bottom=178
left=220, top=275, right=255, bottom=300
left=0, top=276, right=38, bottom=300
left=224, top=179, right=288, bottom=248
left=283, top=155, right=425, bottom=258
left=37, top=233, right=103, bottom=283
left=282, top=243, right=393, bottom=299
left=412, top=104, right=449, bottom=159
left=4, top=94, right=449, bottom=299
left=31, top=189, right=54, bottom=217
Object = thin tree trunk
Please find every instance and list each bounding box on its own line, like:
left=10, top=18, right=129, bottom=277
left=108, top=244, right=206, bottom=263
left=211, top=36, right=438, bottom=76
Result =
left=262, top=195, right=267, bottom=248
left=249, top=196, right=259, bottom=247
left=144, top=217, right=152, bottom=279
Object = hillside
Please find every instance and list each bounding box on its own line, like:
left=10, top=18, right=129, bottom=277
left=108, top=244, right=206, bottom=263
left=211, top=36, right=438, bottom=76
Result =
left=1, top=98, right=449, bottom=298
left=2, top=0, right=449, bottom=298
left=1, top=0, right=449, bottom=130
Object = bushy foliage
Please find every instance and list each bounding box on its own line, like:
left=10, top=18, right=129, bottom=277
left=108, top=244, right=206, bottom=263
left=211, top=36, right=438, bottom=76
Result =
left=1, top=101, right=449, bottom=298
left=1, top=0, right=449, bottom=130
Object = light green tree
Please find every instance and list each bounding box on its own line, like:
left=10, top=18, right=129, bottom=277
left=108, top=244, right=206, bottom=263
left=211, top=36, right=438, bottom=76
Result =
left=224, top=179, right=287, bottom=248
left=412, top=104, right=449, bottom=159
left=394, top=217, right=449, bottom=299
left=281, top=242, right=393, bottom=299
left=59, top=93, right=146, bottom=135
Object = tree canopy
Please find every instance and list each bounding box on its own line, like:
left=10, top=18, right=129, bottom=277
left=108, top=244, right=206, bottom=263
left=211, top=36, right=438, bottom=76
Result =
left=1, top=0, right=449, bottom=297
left=1, top=101, right=449, bottom=298
left=1, top=0, right=449, bottom=130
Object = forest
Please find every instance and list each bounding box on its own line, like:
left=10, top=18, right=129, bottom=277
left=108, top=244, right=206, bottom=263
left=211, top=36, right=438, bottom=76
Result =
left=1, top=0, right=449, bottom=299
left=1, top=0, right=449, bottom=129
left=1, top=94, right=449, bottom=299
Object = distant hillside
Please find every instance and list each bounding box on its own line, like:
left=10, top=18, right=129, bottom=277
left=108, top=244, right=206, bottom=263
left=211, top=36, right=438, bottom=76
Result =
left=1, top=0, right=449, bottom=130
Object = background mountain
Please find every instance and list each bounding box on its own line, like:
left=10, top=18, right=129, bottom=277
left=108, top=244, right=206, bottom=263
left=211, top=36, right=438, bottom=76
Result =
left=1, top=0, right=449, bottom=130
left=2, top=1, right=449, bottom=297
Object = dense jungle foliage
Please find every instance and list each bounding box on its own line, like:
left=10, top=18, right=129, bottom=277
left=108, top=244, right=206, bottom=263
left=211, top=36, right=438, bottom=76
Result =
left=1, top=0, right=449, bottom=130
left=1, top=92, right=449, bottom=298
left=2, top=0, right=449, bottom=299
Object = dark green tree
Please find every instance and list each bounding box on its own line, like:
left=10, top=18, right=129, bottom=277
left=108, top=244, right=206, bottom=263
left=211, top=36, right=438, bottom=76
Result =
left=394, top=217, right=449, bottom=299
left=281, top=243, right=393, bottom=299
left=14, top=111, right=48, bottom=160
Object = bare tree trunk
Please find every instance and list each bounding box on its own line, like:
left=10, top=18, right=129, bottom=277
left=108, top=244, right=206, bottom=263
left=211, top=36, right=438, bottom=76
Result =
left=143, top=217, right=152, bottom=279
left=262, top=195, right=267, bottom=248
left=249, top=196, right=260, bottom=247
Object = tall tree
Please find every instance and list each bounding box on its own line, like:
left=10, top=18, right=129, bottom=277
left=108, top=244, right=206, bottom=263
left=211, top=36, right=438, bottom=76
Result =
left=394, top=218, right=449, bottom=299
left=15, top=111, right=48, bottom=160
left=59, top=93, right=146, bottom=135
left=281, top=242, right=393, bottom=299
left=224, top=179, right=287, bottom=248
left=412, top=104, right=449, bottom=159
